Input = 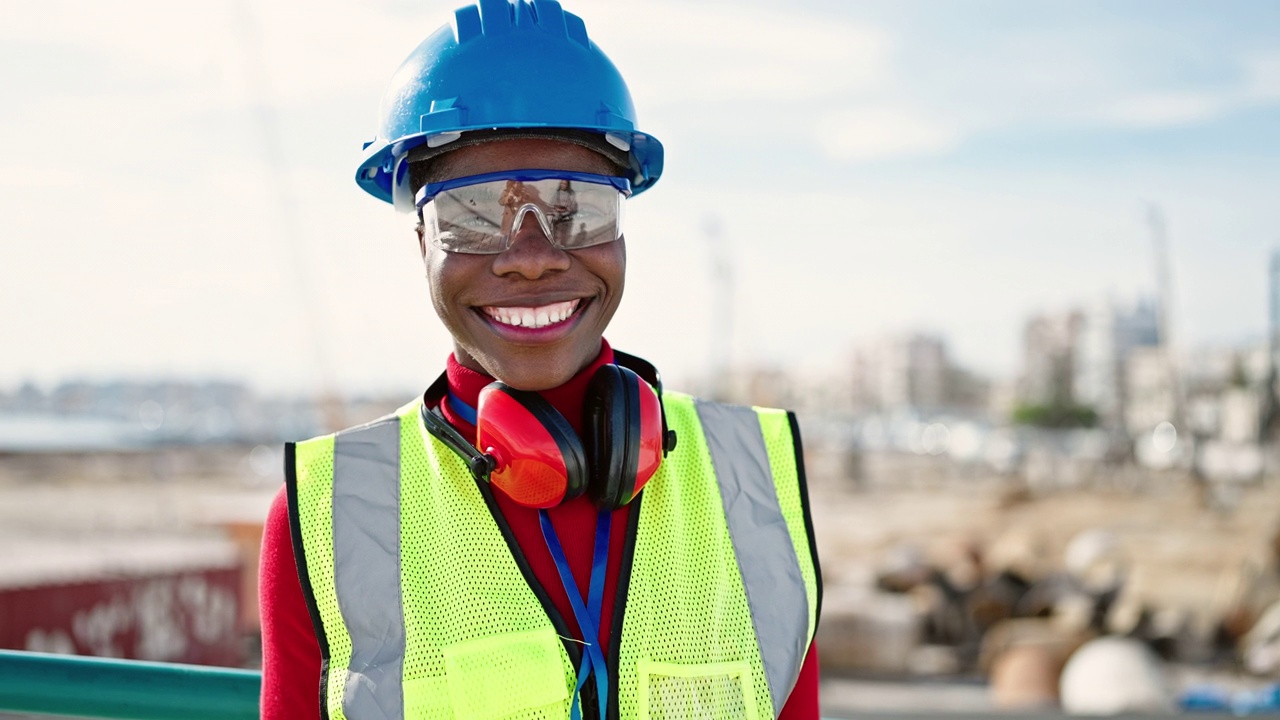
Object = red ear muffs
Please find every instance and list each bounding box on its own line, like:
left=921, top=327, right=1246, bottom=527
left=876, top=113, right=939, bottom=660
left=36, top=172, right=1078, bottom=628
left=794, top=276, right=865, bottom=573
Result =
left=476, top=383, right=587, bottom=509
left=583, top=364, right=665, bottom=511
left=422, top=353, right=673, bottom=511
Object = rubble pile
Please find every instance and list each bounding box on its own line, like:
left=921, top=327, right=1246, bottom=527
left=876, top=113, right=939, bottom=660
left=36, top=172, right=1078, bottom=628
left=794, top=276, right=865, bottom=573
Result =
left=810, top=467, right=1280, bottom=713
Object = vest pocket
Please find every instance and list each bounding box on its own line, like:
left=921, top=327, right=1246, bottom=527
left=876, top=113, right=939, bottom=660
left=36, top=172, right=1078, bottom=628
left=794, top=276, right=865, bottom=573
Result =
left=442, top=627, right=570, bottom=719
left=636, top=659, right=759, bottom=720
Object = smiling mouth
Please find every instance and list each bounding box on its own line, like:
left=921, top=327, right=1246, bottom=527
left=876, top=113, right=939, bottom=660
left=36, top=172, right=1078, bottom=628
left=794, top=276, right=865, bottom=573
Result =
left=480, top=299, right=583, bottom=329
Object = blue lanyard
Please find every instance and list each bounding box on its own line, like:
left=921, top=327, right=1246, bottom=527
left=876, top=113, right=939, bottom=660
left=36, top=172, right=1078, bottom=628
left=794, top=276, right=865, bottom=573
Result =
left=446, top=390, right=479, bottom=426
left=540, top=509, right=611, bottom=720
left=442, top=391, right=610, bottom=718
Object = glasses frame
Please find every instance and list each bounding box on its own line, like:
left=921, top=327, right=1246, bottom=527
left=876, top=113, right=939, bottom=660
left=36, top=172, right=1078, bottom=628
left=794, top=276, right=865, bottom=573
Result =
left=415, top=169, right=632, bottom=209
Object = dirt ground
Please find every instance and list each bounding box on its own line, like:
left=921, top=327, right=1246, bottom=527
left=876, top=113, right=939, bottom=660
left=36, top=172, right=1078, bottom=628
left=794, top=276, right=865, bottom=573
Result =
left=806, top=455, right=1280, bottom=636
left=803, top=446, right=1280, bottom=715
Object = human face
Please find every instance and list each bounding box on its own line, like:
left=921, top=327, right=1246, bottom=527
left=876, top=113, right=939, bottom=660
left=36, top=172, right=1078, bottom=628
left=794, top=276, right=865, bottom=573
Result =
left=421, top=138, right=626, bottom=390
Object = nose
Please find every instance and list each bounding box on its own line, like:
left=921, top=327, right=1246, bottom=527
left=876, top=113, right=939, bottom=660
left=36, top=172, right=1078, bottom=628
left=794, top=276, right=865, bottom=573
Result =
left=490, top=209, right=571, bottom=280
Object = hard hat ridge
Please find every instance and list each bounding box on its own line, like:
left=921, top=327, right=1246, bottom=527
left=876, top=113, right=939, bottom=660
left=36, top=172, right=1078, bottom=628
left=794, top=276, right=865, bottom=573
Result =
left=461, top=0, right=583, bottom=43
left=356, top=0, right=664, bottom=209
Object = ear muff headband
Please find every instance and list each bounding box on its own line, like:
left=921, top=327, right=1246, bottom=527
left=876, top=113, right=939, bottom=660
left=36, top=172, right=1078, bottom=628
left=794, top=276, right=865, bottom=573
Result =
left=612, top=350, right=677, bottom=454
left=584, top=364, right=643, bottom=511
left=620, top=368, right=645, bottom=505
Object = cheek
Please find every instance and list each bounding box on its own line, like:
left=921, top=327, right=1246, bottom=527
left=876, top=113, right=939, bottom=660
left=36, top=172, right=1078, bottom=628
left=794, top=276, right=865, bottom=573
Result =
left=426, top=252, right=493, bottom=311
left=425, top=251, right=444, bottom=298
left=425, top=252, right=464, bottom=315
left=581, top=241, right=626, bottom=294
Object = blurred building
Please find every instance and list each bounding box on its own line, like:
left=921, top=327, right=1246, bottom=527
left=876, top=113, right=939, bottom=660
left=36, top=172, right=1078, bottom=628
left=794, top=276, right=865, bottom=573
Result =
left=0, top=378, right=406, bottom=453
left=1124, top=346, right=1178, bottom=435
left=850, top=333, right=989, bottom=415
left=1018, top=299, right=1164, bottom=433
left=1183, top=344, right=1271, bottom=443
left=725, top=365, right=798, bottom=410
left=1019, top=310, right=1084, bottom=407
left=1074, top=298, right=1161, bottom=428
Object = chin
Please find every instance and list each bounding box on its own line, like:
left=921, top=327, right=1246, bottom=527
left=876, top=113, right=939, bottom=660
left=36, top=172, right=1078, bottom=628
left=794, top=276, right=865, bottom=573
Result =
left=490, top=367, right=573, bottom=392
left=482, top=349, right=590, bottom=391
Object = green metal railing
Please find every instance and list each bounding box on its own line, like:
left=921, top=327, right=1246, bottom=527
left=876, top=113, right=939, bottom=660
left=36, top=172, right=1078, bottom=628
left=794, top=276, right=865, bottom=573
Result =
left=0, top=650, right=259, bottom=719
left=0, top=650, right=1243, bottom=720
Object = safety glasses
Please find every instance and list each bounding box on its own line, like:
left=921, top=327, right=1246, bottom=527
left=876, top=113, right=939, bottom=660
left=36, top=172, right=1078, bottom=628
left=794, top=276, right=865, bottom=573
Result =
left=416, top=170, right=630, bottom=255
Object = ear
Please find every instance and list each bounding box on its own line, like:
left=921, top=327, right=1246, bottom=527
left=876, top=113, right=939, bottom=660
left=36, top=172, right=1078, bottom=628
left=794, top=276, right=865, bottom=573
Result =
left=415, top=216, right=427, bottom=258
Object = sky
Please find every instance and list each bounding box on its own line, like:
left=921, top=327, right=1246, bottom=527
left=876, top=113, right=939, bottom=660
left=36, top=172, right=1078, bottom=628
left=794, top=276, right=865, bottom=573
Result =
left=3, top=0, right=1279, bottom=396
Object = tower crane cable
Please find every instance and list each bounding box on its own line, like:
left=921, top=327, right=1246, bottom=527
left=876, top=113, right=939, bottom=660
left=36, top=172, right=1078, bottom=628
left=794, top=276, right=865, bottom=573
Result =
left=230, top=1, right=344, bottom=431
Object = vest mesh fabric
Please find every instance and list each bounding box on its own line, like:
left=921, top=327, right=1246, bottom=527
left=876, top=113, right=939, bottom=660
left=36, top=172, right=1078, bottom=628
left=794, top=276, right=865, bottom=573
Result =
left=616, top=393, right=774, bottom=720
left=292, top=394, right=816, bottom=720
left=398, top=406, right=576, bottom=719
left=755, top=408, right=820, bottom=646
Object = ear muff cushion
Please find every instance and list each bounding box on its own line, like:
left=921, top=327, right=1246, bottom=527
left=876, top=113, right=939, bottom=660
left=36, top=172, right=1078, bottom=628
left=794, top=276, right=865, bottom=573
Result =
left=584, top=365, right=642, bottom=510
left=485, top=383, right=589, bottom=503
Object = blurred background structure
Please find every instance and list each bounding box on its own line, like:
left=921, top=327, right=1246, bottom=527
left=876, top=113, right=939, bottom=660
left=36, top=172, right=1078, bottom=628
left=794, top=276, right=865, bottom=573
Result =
left=3, top=0, right=1280, bottom=716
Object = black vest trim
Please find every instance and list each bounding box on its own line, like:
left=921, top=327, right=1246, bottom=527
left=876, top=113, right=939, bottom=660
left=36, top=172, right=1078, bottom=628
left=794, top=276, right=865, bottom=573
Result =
left=285, top=441, right=332, bottom=720
left=787, top=411, right=823, bottom=624
left=606, top=489, right=643, bottom=720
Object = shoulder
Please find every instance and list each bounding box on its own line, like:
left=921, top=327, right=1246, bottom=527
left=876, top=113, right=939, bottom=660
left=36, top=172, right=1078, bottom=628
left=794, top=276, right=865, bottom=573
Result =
left=664, top=391, right=798, bottom=437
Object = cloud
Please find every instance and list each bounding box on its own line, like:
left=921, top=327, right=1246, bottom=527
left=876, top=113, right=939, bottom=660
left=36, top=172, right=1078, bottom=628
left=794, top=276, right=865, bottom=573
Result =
left=1093, top=51, right=1280, bottom=129
left=815, top=107, right=960, bottom=162
left=1, top=0, right=454, bottom=111
left=577, top=0, right=894, bottom=105
left=798, top=16, right=1280, bottom=163
left=1100, top=91, right=1230, bottom=128
left=1243, top=52, right=1280, bottom=101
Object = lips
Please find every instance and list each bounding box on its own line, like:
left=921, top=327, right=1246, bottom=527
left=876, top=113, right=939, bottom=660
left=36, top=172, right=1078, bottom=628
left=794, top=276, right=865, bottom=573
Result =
left=480, top=299, right=582, bottom=329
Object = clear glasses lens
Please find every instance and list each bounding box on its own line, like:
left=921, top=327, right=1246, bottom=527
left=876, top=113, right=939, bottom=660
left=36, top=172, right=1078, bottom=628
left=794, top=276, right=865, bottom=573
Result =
left=425, top=177, right=623, bottom=254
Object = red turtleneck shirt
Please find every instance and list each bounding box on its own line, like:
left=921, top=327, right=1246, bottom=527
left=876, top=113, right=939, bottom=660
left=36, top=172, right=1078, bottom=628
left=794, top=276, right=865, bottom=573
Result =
left=259, top=341, right=820, bottom=718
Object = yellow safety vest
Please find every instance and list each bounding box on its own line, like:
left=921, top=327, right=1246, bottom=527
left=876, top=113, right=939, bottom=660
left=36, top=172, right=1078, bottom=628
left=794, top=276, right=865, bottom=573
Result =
left=288, top=391, right=821, bottom=720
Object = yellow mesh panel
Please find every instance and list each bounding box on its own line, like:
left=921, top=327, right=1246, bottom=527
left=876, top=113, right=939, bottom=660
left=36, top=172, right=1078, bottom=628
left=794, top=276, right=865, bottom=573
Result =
left=443, top=628, right=570, bottom=717
left=755, top=408, right=819, bottom=645
left=617, top=393, right=770, bottom=720
left=397, top=405, right=576, bottom=720
left=638, top=660, right=757, bottom=720
left=293, top=434, right=353, bottom=720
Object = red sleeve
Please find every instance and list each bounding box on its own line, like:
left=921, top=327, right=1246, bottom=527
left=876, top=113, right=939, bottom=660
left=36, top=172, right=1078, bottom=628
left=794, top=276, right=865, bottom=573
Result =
left=259, top=485, right=322, bottom=720
left=778, top=641, right=821, bottom=720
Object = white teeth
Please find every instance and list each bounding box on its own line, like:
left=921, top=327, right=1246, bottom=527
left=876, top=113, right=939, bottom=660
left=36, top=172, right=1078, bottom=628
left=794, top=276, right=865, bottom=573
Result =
left=484, top=299, right=581, bottom=329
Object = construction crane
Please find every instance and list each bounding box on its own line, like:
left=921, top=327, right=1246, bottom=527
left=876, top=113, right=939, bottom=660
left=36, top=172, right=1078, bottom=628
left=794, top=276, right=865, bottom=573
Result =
left=704, top=216, right=734, bottom=402
left=232, top=1, right=344, bottom=432
left=1262, top=248, right=1280, bottom=441
left=1147, top=203, right=1185, bottom=432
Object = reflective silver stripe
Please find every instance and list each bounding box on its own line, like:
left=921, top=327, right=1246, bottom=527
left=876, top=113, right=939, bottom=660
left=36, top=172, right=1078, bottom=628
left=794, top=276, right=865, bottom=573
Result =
left=696, top=400, right=809, bottom=718
left=332, top=417, right=405, bottom=719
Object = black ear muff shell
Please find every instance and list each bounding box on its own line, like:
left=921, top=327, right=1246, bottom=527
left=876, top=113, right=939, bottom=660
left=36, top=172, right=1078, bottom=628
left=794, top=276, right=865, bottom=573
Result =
left=486, top=383, right=589, bottom=504
left=584, top=365, right=642, bottom=510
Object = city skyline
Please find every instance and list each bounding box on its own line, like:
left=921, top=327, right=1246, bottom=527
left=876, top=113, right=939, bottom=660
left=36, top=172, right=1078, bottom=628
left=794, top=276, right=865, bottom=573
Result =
left=3, top=0, right=1278, bottom=395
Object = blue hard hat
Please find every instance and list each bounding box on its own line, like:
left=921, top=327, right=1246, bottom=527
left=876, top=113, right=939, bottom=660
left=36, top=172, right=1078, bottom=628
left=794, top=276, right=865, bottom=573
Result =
left=356, top=0, right=664, bottom=209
